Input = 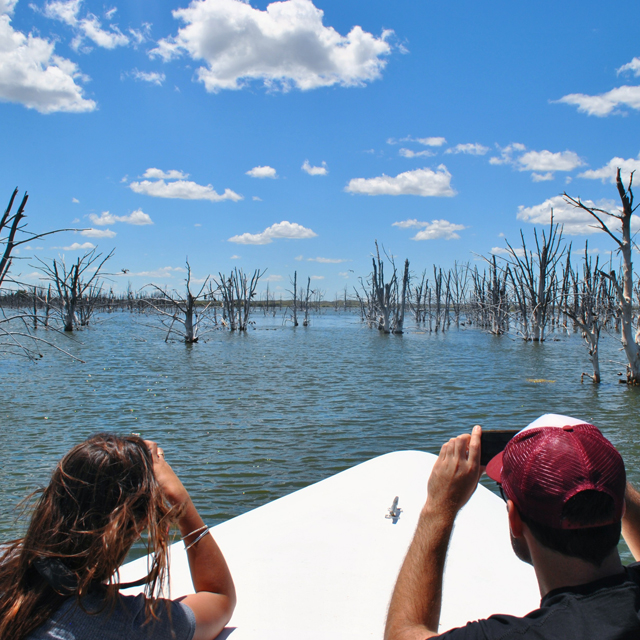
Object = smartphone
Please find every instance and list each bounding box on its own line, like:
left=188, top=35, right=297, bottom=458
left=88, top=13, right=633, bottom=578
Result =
left=480, top=430, right=520, bottom=466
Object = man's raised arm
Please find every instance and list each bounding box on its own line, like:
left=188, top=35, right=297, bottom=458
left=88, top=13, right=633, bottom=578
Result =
left=622, top=482, right=640, bottom=560
left=384, top=426, right=483, bottom=640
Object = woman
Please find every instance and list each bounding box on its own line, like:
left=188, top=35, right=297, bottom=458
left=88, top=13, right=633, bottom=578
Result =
left=0, top=433, right=236, bottom=640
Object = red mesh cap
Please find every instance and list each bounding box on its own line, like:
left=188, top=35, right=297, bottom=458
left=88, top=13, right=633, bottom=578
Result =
left=486, top=417, right=625, bottom=529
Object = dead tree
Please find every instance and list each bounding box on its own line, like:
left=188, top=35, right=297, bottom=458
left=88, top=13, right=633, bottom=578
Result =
left=34, top=249, right=113, bottom=331
left=564, top=168, right=640, bottom=383
left=144, top=263, right=213, bottom=343
left=503, top=215, right=565, bottom=341
left=369, top=243, right=409, bottom=334
left=562, top=242, right=614, bottom=383
left=302, top=277, right=312, bottom=326
left=287, top=271, right=299, bottom=327
left=216, top=267, right=265, bottom=331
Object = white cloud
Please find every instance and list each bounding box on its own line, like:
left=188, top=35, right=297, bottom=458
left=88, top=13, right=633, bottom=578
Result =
left=311, top=275, right=324, bottom=280
left=392, top=218, right=465, bottom=240
left=80, top=228, right=116, bottom=238
left=129, top=266, right=186, bottom=278
left=294, top=255, right=303, bottom=261
left=72, top=197, right=79, bottom=203
left=338, top=271, right=350, bottom=278
left=617, top=57, right=640, bottom=77
left=399, top=148, right=434, bottom=158
left=531, top=172, right=554, bottom=182
left=252, top=196, right=262, bottom=201
left=578, top=155, right=640, bottom=183
left=88, top=209, right=153, bottom=225
left=143, top=168, right=188, bottom=180
left=44, top=0, right=130, bottom=50
left=415, top=136, right=446, bottom=147
left=230, top=254, right=240, bottom=259
left=228, top=220, right=317, bottom=244
left=130, top=178, right=242, bottom=202
left=0, top=5, right=95, bottom=113
left=246, top=165, right=277, bottom=179
left=489, top=142, right=526, bottom=165
left=517, top=150, right=584, bottom=172
left=557, top=86, right=640, bottom=117
left=263, top=274, right=284, bottom=282
left=131, top=69, right=165, bottom=85
left=307, top=257, right=348, bottom=263
left=345, top=165, right=456, bottom=197
left=302, top=160, right=327, bottom=175
left=491, top=246, right=525, bottom=257
left=63, top=241, right=95, bottom=250
left=517, top=195, right=640, bottom=236
left=445, top=143, right=489, bottom=155
left=151, top=0, right=392, bottom=92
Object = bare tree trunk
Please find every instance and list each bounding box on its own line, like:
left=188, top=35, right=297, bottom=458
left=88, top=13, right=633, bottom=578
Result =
left=565, top=168, right=640, bottom=383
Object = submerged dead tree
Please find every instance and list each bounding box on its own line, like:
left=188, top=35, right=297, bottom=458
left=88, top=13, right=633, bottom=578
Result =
left=368, top=242, right=409, bottom=334
left=561, top=242, right=614, bottom=383
left=35, top=249, right=114, bottom=331
left=216, top=267, right=265, bottom=331
left=564, top=168, right=640, bottom=384
left=504, top=215, right=565, bottom=341
left=144, top=263, right=213, bottom=343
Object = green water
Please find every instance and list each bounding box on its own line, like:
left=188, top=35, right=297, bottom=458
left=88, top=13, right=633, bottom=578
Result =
left=2, top=311, right=639, bottom=560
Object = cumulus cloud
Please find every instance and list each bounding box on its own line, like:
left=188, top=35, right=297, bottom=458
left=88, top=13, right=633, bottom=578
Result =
left=246, top=165, right=277, bottom=179
left=392, top=218, right=466, bottom=240
left=517, top=195, right=640, bottom=236
left=489, top=144, right=583, bottom=180
left=80, top=228, right=116, bottom=238
left=263, top=274, right=284, bottom=282
left=151, top=0, right=392, bottom=92
left=345, top=166, right=456, bottom=197
left=617, top=57, right=640, bottom=77
left=578, top=155, right=640, bottom=183
left=399, top=148, right=434, bottom=158
left=491, top=246, right=525, bottom=257
left=88, top=209, right=153, bottom=226
left=416, top=136, right=446, bottom=147
left=310, top=275, right=324, bottom=280
left=44, top=0, right=130, bottom=50
left=0, top=3, right=95, bottom=113
left=445, top=143, right=489, bottom=155
left=128, top=266, right=186, bottom=278
left=517, top=150, right=584, bottom=173
left=228, top=220, right=317, bottom=244
left=63, top=241, right=95, bottom=250
left=306, top=257, right=348, bottom=263
left=489, top=142, right=526, bottom=165
left=531, top=172, right=554, bottom=182
left=143, top=168, right=188, bottom=180
left=302, top=160, right=327, bottom=175
left=130, top=175, right=242, bottom=202
left=72, top=197, right=79, bottom=203
left=131, top=69, right=165, bottom=85
left=557, top=86, right=640, bottom=117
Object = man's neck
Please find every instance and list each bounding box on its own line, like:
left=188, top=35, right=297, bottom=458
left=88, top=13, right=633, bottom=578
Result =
left=531, top=545, right=624, bottom=598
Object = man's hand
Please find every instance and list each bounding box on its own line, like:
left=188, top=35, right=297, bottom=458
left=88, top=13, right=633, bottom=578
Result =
left=426, top=425, right=483, bottom=516
left=385, top=425, right=483, bottom=640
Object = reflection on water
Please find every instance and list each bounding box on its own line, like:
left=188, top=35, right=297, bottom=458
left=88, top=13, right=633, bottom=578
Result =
left=2, top=312, right=639, bottom=559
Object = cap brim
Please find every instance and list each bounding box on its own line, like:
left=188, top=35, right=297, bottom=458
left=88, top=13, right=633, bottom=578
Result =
left=485, top=451, right=504, bottom=482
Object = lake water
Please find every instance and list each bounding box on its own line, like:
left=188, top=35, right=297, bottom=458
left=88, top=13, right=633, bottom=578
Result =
left=2, top=310, right=640, bottom=559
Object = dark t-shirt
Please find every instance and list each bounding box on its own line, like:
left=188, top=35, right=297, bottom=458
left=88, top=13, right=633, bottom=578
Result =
left=438, top=562, right=640, bottom=640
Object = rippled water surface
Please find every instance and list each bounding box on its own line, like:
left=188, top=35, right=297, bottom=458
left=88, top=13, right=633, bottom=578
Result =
left=2, top=311, right=640, bottom=559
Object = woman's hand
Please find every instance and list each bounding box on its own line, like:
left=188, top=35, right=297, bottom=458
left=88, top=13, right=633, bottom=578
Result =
left=144, top=440, right=190, bottom=507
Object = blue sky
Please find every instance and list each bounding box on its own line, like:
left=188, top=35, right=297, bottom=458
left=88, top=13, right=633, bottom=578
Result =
left=2, top=0, right=640, bottom=296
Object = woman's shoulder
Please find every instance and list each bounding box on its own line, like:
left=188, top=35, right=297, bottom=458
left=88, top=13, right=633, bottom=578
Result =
left=27, top=592, right=196, bottom=640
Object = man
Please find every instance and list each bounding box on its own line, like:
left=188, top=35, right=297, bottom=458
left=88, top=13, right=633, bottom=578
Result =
left=385, top=414, right=640, bottom=639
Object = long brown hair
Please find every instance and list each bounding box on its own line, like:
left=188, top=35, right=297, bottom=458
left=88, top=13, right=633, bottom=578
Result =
left=0, top=433, right=178, bottom=640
